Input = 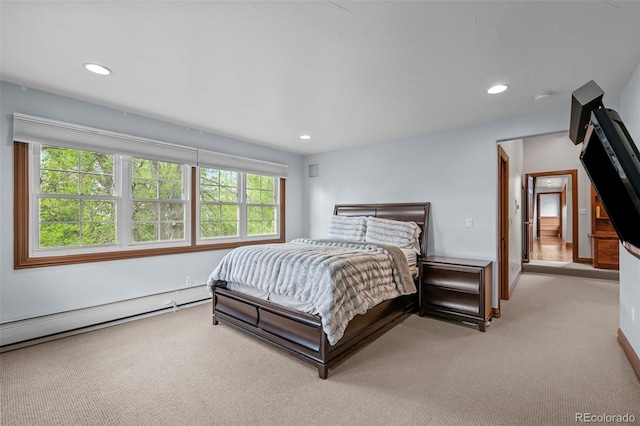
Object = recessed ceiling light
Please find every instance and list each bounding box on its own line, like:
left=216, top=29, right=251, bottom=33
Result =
left=534, top=91, right=554, bottom=101
left=84, top=63, right=112, bottom=75
left=487, top=84, right=508, bottom=95
left=300, top=135, right=311, bottom=140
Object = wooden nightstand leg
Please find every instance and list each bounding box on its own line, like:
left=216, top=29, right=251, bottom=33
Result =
left=479, top=321, right=486, bottom=332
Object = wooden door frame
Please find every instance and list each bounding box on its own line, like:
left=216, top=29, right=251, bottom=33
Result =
left=524, top=170, right=579, bottom=263
left=496, top=146, right=509, bottom=317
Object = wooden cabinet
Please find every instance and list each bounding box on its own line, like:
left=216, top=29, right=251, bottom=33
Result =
left=591, top=187, right=619, bottom=270
left=419, top=256, right=492, bottom=332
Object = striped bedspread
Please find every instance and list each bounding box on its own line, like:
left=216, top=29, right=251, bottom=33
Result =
left=207, top=238, right=416, bottom=345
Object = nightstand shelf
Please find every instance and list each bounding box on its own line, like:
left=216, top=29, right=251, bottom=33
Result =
left=419, top=256, right=492, bottom=332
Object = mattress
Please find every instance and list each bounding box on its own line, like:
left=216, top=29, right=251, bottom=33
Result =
left=226, top=254, right=419, bottom=316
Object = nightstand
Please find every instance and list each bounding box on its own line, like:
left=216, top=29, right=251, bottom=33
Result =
left=419, top=256, right=492, bottom=332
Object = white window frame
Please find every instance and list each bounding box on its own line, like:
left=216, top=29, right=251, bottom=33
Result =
left=196, top=168, right=281, bottom=244
left=30, top=145, right=191, bottom=257
left=13, top=113, right=287, bottom=268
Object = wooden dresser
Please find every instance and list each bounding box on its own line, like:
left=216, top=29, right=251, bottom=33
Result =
left=591, top=187, right=619, bottom=270
left=419, top=256, right=492, bottom=332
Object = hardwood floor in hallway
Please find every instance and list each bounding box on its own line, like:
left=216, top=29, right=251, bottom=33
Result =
left=532, top=236, right=573, bottom=262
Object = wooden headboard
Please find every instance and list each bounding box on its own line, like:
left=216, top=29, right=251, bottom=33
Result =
left=334, top=202, right=431, bottom=258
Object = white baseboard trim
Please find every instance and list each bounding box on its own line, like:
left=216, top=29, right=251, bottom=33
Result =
left=0, top=286, right=211, bottom=348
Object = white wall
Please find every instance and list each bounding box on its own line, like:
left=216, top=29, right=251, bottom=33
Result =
left=619, top=63, right=640, bottom=358
left=539, top=193, right=559, bottom=217
left=0, top=81, right=305, bottom=344
left=303, top=104, right=581, bottom=308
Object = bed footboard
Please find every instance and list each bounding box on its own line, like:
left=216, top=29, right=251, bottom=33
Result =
left=212, top=286, right=416, bottom=379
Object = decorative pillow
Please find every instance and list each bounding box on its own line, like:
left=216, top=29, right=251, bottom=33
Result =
left=365, top=217, right=421, bottom=253
left=327, top=215, right=367, bottom=242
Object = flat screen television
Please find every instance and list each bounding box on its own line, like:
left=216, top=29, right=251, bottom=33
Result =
left=569, top=80, right=640, bottom=259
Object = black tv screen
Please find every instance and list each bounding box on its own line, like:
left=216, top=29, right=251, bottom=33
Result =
left=578, top=104, right=640, bottom=259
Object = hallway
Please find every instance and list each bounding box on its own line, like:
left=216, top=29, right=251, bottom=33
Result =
left=532, top=236, right=573, bottom=262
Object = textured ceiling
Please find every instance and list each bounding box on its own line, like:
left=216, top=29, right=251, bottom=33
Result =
left=1, top=1, right=639, bottom=154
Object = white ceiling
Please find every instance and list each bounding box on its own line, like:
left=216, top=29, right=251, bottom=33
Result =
left=1, top=1, right=639, bottom=155
left=535, top=175, right=569, bottom=192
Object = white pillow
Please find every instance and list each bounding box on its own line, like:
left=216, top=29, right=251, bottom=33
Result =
left=365, top=217, right=421, bottom=253
left=327, top=215, right=367, bottom=242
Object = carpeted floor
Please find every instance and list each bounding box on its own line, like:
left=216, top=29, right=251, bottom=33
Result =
left=1, top=272, right=639, bottom=425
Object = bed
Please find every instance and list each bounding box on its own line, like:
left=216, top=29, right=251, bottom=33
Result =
left=208, top=202, right=431, bottom=379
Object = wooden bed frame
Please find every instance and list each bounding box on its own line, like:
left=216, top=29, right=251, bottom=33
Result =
left=211, top=202, right=431, bottom=379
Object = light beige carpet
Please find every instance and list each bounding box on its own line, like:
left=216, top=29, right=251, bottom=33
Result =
left=1, top=272, right=639, bottom=426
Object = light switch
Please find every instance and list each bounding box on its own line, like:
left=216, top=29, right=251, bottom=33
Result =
left=466, top=218, right=473, bottom=228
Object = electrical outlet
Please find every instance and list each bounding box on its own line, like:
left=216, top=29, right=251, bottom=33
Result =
left=465, top=218, right=473, bottom=228
left=185, top=276, right=192, bottom=286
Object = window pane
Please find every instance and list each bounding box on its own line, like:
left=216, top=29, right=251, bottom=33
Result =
left=40, top=199, right=80, bottom=222
left=81, top=173, right=114, bottom=196
left=39, top=223, right=80, bottom=248
left=160, top=202, right=185, bottom=221
left=263, top=220, right=275, bottom=234
left=159, top=162, right=183, bottom=181
left=200, top=184, right=219, bottom=202
left=221, top=205, right=237, bottom=221
left=247, top=206, right=262, bottom=221
left=201, top=204, right=221, bottom=221
left=263, top=206, right=275, bottom=221
left=132, top=179, right=157, bottom=199
left=220, top=170, right=237, bottom=186
left=159, top=181, right=183, bottom=199
left=200, top=168, right=219, bottom=186
left=221, top=221, right=238, bottom=237
left=41, top=146, right=79, bottom=171
left=40, top=170, right=79, bottom=195
left=220, top=185, right=237, bottom=202
left=261, top=176, right=274, bottom=190
left=132, top=158, right=156, bottom=179
left=81, top=200, right=116, bottom=222
left=260, top=190, right=275, bottom=204
left=247, top=221, right=263, bottom=236
left=81, top=222, right=116, bottom=245
left=132, top=222, right=157, bottom=242
left=81, top=151, right=113, bottom=174
left=246, top=189, right=261, bottom=204
left=200, top=221, right=220, bottom=238
left=132, top=202, right=159, bottom=222
left=160, top=222, right=184, bottom=240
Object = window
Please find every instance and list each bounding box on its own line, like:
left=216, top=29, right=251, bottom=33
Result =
left=198, top=169, right=279, bottom=242
left=37, top=146, right=117, bottom=250
left=199, top=168, right=239, bottom=239
left=131, top=158, right=187, bottom=243
left=246, top=174, right=277, bottom=236
left=13, top=113, right=287, bottom=269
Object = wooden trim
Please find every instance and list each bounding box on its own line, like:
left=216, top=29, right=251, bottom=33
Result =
left=13, top=142, right=287, bottom=269
left=617, top=328, right=640, bottom=381
left=14, top=142, right=30, bottom=269
left=190, top=167, right=197, bottom=243
left=498, top=146, right=510, bottom=302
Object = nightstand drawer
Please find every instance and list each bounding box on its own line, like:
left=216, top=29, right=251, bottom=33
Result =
left=424, top=286, right=479, bottom=316
left=421, top=264, right=482, bottom=293
left=419, top=256, right=492, bottom=332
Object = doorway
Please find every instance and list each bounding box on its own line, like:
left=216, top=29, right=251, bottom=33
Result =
left=524, top=170, right=578, bottom=263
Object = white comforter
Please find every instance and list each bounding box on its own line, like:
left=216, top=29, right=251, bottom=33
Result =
left=207, top=238, right=416, bottom=345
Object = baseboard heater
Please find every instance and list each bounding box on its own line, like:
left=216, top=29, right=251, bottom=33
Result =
left=0, top=286, right=210, bottom=349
